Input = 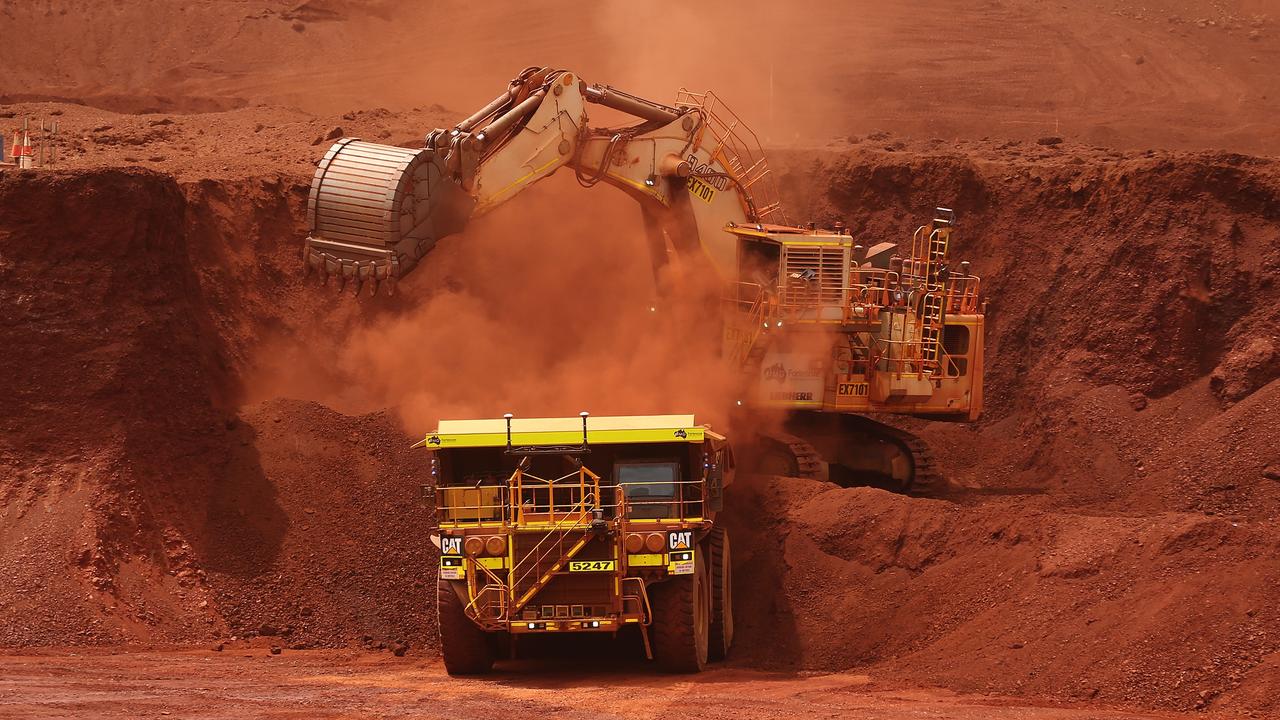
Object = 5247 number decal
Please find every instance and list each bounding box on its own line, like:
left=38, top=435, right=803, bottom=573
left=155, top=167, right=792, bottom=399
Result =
left=569, top=560, right=616, bottom=572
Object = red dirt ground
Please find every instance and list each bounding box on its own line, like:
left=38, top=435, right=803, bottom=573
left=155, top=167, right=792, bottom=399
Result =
left=0, top=650, right=1193, bottom=720
left=2, top=2, right=1279, bottom=718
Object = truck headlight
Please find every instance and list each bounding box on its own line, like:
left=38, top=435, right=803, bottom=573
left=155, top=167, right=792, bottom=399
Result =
left=484, top=535, right=506, bottom=556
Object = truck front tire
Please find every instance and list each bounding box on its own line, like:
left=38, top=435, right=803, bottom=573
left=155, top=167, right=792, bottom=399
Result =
left=649, top=556, right=710, bottom=672
left=437, top=580, right=495, bottom=675
left=706, top=527, right=734, bottom=661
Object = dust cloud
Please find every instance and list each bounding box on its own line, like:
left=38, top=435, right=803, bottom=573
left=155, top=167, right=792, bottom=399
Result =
left=246, top=173, right=742, bottom=433
left=360, top=0, right=863, bottom=144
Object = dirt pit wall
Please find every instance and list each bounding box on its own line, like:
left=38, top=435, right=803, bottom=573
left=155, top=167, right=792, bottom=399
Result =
left=0, top=169, right=437, bottom=651
left=771, top=143, right=1280, bottom=514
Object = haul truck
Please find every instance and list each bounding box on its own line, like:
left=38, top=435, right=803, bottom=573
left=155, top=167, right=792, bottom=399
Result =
left=416, top=413, right=734, bottom=674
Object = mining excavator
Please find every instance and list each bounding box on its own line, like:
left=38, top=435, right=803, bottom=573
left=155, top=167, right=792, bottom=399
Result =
left=303, top=66, right=984, bottom=491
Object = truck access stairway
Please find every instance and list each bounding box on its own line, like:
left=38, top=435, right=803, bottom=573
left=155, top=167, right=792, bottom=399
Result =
left=509, top=496, right=595, bottom=614
left=463, top=466, right=602, bottom=629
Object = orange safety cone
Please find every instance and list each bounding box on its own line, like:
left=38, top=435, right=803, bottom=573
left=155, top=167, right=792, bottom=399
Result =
left=16, top=129, right=32, bottom=168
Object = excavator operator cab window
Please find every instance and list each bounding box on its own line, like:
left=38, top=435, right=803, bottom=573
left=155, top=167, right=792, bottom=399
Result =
left=616, top=461, right=681, bottom=520
left=738, top=238, right=782, bottom=294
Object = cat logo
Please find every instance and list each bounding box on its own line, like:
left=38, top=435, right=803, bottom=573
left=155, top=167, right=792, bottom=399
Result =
left=668, top=530, right=692, bottom=551
left=440, top=536, right=462, bottom=555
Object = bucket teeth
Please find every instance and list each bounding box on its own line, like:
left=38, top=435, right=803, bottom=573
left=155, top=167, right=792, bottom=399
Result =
left=301, top=248, right=399, bottom=295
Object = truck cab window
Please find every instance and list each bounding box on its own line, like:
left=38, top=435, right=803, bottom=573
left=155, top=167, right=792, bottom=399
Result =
left=617, top=462, right=680, bottom=519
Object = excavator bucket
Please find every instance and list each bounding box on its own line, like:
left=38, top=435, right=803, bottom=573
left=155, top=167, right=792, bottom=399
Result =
left=304, top=138, right=473, bottom=285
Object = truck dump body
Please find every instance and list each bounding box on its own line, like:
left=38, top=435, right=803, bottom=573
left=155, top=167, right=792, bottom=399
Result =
left=422, top=414, right=734, bottom=673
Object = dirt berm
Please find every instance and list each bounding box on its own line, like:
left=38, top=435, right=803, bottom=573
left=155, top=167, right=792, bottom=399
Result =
left=1, top=138, right=1279, bottom=714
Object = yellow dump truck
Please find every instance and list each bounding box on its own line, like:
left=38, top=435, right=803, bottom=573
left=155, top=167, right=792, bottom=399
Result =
left=417, top=413, right=734, bottom=673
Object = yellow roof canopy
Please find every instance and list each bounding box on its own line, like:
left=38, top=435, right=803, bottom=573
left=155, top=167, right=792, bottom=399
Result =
left=415, top=414, right=707, bottom=450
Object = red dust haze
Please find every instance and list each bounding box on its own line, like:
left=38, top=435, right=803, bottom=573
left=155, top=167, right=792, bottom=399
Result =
left=246, top=174, right=742, bottom=432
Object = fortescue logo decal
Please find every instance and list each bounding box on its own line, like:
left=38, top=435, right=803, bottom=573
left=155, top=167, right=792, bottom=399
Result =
left=763, top=362, right=787, bottom=384
left=427, top=435, right=441, bottom=446
left=673, top=429, right=687, bottom=439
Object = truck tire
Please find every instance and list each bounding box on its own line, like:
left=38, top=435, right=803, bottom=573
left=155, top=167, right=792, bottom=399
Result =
left=706, top=527, right=734, bottom=661
left=648, top=556, right=710, bottom=673
left=437, top=580, right=494, bottom=675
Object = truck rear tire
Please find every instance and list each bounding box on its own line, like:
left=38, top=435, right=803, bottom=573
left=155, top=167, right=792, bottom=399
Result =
left=437, top=580, right=495, bottom=675
left=648, top=556, right=710, bottom=673
left=706, top=527, right=734, bottom=661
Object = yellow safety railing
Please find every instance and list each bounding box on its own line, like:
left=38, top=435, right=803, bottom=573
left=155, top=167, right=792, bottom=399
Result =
left=944, top=274, right=982, bottom=314
left=510, top=465, right=601, bottom=525
left=722, top=281, right=775, bottom=365
left=842, top=268, right=899, bottom=324
left=465, top=561, right=510, bottom=629
left=436, top=479, right=507, bottom=527
left=609, top=477, right=707, bottom=522
left=621, top=576, right=653, bottom=626
left=675, top=89, right=787, bottom=224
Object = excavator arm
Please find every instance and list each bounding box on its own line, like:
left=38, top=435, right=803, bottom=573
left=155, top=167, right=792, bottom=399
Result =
left=303, top=66, right=785, bottom=293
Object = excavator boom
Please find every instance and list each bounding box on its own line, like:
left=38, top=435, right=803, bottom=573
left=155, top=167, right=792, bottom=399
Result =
left=304, top=67, right=783, bottom=292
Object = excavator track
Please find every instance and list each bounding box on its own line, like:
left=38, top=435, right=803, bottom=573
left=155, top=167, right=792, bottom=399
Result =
left=863, top=420, right=945, bottom=493
left=746, top=431, right=824, bottom=480
left=774, top=433, right=824, bottom=480
left=773, top=412, right=947, bottom=494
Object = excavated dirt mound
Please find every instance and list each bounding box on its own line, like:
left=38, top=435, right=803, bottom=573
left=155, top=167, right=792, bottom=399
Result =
left=722, top=474, right=1280, bottom=713
left=206, top=398, right=440, bottom=652
left=2, top=107, right=1280, bottom=715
